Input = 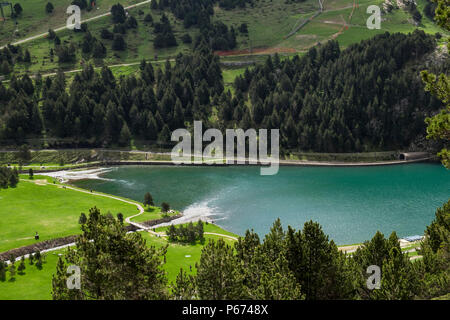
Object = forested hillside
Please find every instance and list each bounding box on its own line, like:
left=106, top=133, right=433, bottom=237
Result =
left=230, top=30, right=447, bottom=152
left=0, top=31, right=447, bottom=152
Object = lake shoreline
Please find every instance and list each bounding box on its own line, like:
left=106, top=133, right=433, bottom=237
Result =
left=24, top=156, right=436, bottom=175
left=67, top=163, right=447, bottom=245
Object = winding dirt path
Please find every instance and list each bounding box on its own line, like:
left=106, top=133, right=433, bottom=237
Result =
left=204, top=232, right=238, bottom=241
left=11, top=178, right=234, bottom=260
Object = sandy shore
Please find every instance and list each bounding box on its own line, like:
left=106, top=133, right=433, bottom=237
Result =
left=41, top=167, right=116, bottom=183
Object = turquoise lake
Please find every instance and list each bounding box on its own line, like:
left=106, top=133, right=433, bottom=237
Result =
left=73, top=163, right=450, bottom=244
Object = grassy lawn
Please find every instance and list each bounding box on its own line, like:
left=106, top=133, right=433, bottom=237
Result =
left=214, top=0, right=318, bottom=49
left=141, top=229, right=237, bottom=282
left=222, top=67, right=247, bottom=85
left=0, top=225, right=237, bottom=300
left=130, top=205, right=179, bottom=223
left=0, top=249, right=61, bottom=300
left=0, top=175, right=139, bottom=252
left=155, top=223, right=239, bottom=239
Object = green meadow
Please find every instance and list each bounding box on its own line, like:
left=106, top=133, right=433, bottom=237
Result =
left=0, top=249, right=61, bottom=300
left=130, top=205, right=179, bottom=223
left=0, top=173, right=239, bottom=299
left=0, top=176, right=139, bottom=252
left=0, top=227, right=237, bottom=300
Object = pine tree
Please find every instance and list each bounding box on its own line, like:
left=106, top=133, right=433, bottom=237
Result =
left=9, top=262, right=16, bottom=280
left=52, top=207, right=168, bottom=299
left=195, top=239, right=241, bottom=299
left=119, top=122, right=131, bottom=147
left=172, top=268, right=196, bottom=299
left=0, top=261, right=6, bottom=281
left=157, top=124, right=171, bottom=144
left=8, top=168, right=19, bottom=187
left=46, top=2, right=54, bottom=14
left=78, top=212, right=87, bottom=225
left=18, top=256, right=26, bottom=275
left=112, top=34, right=126, bottom=51
left=144, top=192, right=154, bottom=206
left=110, top=3, right=126, bottom=24
left=161, top=202, right=170, bottom=213
left=151, top=0, right=158, bottom=10
left=373, top=247, right=419, bottom=300
left=117, top=212, right=124, bottom=224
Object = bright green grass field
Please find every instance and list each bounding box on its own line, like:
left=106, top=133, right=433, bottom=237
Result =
left=130, top=205, right=179, bottom=223
left=222, top=67, right=246, bottom=85
left=0, top=226, right=237, bottom=300
left=0, top=176, right=139, bottom=252
left=0, top=250, right=62, bottom=300
left=156, top=223, right=239, bottom=239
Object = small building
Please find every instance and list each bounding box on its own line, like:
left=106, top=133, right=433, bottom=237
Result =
left=403, top=235, right=423, bottom=242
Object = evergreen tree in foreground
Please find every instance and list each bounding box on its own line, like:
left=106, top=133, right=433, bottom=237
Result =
left=52, top=207, right=168, bottom=300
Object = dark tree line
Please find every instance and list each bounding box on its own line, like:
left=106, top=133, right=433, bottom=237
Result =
left=51, top=200, right=450, bottom=299
left=1, top=31, right=446, bottom=153
left=0, top=45, right=31, bottom=75
left=229, top=30, right=446, bottom=152
left=0, top=166, right=19, bottom=189
left=0, top=41, right=222, bottom=146
left=0, top=73, right=42, bottom=143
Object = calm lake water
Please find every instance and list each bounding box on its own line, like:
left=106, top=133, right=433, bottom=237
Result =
left=73, top=164, right=450, bottom=244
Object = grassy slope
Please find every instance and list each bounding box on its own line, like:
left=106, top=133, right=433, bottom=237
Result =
left=6, top=0, right=448, bottom=77
left=214, top=0, right=318, bottom=49
left=281, top=0, right=449, bottom=50
left=10, top=4, right=192, bottom=75
left=0, top=0, right=142, bottom=45
left=0, top=227, right=237, bottom=300
left=0, top=174, right=238, bottom=299
left=0, top=250, right=61, bottom=300
left=0, top=175, right=139, bottom=252
left=130, top=205, right=179, bottom=222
